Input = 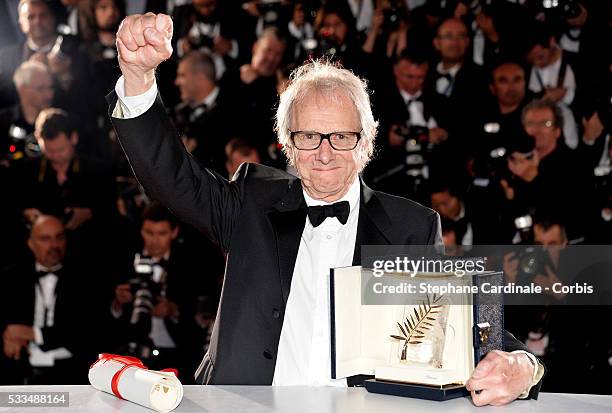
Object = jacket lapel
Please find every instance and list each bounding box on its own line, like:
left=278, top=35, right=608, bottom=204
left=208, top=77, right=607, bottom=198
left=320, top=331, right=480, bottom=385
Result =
left=352, top=181, right=393, bottom=265
left=267, top=180, right=307, bottom=305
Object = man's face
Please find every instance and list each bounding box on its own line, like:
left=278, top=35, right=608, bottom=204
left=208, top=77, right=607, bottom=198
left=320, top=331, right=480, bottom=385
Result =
left=251, top=36, right=285, bottom=77
left=95, top=0, right=120, bottom=31
left=19, top=2, right=56, bottom=44
left=526, top=43, right=554, bottom=69
left=523, top=108, right=560, bottom=153
left=28, top=217, right=66, bottom=268
left=430, top=190, right=461, bottom=220
left=290, top=92, right=361, bottom=202
left=40, top=132, right=76, bottom=167
left=193, top=0, right=217, bottom=17
left=141, top=220, right=178, bottom=259
left=20, top=70, right=54, bottom=111
left=320, top=13, right=348, bottom=45
left=434, top=19, right=469, bottom=64
left=490, top=63, right=525, bottom=108
left=534, top=224, right=566, bottom=247
left=394, top=60, right=428, bottom=95
left=175, top=60, right=203, bottom=103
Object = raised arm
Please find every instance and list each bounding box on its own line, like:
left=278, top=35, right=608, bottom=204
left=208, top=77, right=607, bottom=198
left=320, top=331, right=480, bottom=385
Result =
left=109, top=13, right=241, bottom=251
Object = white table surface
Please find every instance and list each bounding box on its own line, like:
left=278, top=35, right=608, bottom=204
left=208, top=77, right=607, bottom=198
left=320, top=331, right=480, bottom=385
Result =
left=0, top=385, right=610, bottom=413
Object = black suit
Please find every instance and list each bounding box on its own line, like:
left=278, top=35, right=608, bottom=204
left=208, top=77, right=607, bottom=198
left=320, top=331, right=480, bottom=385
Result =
left=107, top=91, right=541, bottom=398
left=0, top=260, right=101, bottom=384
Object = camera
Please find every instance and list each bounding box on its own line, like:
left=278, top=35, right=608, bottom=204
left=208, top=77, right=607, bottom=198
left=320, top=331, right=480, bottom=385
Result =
left=382, top=7, right=402, bottom=32
left=125, top=254, right=167, bottom=359
left=257, top=0, right=287, bottom=29
left=540, top=0, right=582, bottom=19
left=187, top=22, right=216, bottom=50
left=3, top=124, right=41, bottom=162
left=302, top=30, right=341, bottom=59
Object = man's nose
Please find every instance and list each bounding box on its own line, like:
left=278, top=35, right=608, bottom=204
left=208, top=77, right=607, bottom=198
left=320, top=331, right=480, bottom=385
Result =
left=316, top=139, right=334, bottom=163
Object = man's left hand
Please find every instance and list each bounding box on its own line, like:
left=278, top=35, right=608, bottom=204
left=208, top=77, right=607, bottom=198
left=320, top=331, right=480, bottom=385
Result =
left=152, top=297, right=179, bottom=319
left=213, top=36, right=233, bottom=55
left=4, top=324, right=35, bottom=343
left=466, top=350, right=534, bottom=406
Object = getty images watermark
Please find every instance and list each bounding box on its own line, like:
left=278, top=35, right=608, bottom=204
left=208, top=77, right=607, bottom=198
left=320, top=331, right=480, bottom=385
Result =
left=359, top=245, right=609, bottom=306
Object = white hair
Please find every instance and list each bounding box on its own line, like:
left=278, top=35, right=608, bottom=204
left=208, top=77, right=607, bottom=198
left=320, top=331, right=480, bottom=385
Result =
left=13, top=60, right=51, bottom=89
left=275, top=60, right=378, bottom=172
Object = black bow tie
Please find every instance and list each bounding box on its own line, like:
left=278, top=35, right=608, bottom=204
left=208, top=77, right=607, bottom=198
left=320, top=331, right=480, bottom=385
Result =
left=439, top=72, right=453, bottom=81
left=307, top=201, right=350, bottom=227
left=36, top=267, right=62, bottom=279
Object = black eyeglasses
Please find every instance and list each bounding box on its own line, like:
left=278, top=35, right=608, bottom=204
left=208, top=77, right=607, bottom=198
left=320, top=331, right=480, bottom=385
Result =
left=289, top=130, right=362, bottom=151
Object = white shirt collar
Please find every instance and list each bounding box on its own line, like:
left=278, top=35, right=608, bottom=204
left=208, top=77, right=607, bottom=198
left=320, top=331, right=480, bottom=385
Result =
left=436, top=62, right=462, bottom=77
left=194, top=86, right=220, bottom=109
left=35, top=262, right=63, bottom=273
left=399, top=89, right=422, bottom=104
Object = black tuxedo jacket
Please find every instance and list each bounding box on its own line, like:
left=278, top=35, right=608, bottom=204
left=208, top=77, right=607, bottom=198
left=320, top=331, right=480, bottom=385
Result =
left=0, top=260, right=101, bottom=369
left=107, top=91, right=541, bottom=397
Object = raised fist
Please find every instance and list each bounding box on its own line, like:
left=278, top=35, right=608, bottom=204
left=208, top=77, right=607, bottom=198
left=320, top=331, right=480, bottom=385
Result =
left=116, top=13, right=173, bottom=95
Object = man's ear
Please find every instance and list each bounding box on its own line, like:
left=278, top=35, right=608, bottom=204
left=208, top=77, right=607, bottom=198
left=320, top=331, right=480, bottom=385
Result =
left=171, top=226, right=179, bottom=240
left=433, top=36, right=441, bottom=52
left=70, top=131, right=79, bottom=146
left=27, top=237, right=34, bottom=253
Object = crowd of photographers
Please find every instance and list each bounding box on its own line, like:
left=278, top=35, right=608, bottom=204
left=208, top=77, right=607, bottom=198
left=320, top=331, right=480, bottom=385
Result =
left=0, top=0, right=609, bottom=391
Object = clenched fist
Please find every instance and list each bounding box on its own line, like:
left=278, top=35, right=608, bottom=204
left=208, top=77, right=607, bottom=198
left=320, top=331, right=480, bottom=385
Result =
left=116, top=13, right=173, bottom=96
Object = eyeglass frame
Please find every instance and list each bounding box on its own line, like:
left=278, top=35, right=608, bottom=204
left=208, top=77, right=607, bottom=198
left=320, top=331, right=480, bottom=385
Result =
left=289, top=130, right=362, bottom=151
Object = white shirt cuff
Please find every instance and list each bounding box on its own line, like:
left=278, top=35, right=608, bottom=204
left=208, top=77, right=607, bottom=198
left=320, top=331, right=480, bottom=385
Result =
left=33, top=326, right=44, bottom=345
left=112, top=76, right=158, bottom=119
left=511, top=350, right=544, bottom=399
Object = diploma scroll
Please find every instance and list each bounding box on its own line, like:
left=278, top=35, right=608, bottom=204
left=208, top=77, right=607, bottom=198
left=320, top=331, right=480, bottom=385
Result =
left=88, top=353, right=183, bottom=412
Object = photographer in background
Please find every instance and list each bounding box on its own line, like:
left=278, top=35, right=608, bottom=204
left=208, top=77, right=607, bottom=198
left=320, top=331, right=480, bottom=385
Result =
left=221, top=27, right=286, bottom=153
left=0, top=215, right=99, bottom=384
left=10, top=108, right=116, bottom=258
left=0, top=61, right=54, bottom=164
left=173, top=0, right=240, bottom=80
left=499, top=99, right=591, bottom=242
left=367, top=50, right=449, bottom=202
left=110, top=203, right=223, bottom=382
left=362, top=0, right=410, bottom=62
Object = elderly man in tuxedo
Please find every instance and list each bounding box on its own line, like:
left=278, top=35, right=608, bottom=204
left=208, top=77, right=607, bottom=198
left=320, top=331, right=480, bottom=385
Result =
left=107, top=13, right=543, bottom=405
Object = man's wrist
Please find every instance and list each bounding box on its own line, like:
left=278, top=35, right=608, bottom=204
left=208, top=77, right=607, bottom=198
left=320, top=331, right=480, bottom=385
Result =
left=122, top=68, right=156, bottom=96
left=512, top=350, right=543, bottom=399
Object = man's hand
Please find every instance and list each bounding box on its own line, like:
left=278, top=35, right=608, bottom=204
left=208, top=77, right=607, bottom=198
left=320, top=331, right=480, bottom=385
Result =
left=582, top=112, right=604, bottom=143
left=534, top=266, right=566, bottom=300
left=213, top=36, right=233, bottom=56
left=112, top=283, right=133, bottom=313
left=388, top=125, right=405, bottom=147
left=503, top=252, right=519, bottom=284
left=240, top=64, right=258, bottom=85
left=3, top=337, right=26, bottom=360
left=23, top=208, right=43, bottom=223
left=428, top=127, right=448, bottom=144
left=466, top=350, right=534, bottom=406
left=64, top=207, right=93, bottom=230
left=4, top=324, right=35, bottom=343
left=116, top=13, right=173, bottom=96
left=542, top=86, right=567, bottom=103
left=152, top=297, right=179, bottom=319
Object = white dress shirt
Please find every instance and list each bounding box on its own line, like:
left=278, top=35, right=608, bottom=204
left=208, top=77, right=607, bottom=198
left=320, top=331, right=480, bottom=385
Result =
left=528, top=54, right=576, bottom=106
left=399, top=89, right=437, bottom=129
left=435, top=62, right=461, bottom=97
left=273, top=178, right=360, bottom=386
